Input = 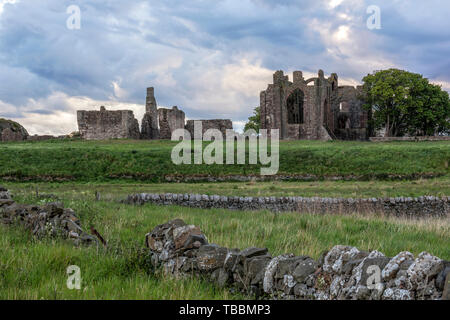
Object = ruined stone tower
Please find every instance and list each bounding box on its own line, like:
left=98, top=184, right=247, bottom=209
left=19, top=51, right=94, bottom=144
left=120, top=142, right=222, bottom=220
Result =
left=141, top=87, right=159, bottom=139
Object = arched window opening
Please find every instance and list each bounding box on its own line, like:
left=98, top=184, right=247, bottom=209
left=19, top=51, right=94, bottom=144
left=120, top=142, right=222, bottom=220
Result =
left=338, top=114, right=350, bottom=129
left=287, top=89, right=304, bottom=124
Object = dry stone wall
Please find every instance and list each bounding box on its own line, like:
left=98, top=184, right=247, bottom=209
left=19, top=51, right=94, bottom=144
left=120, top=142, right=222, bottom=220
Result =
left=163, top=173, right=444, bottom=183
left=125, top=193, right=449, bottom=217
left=146, top=219, right=450, bottom=300
left=0, top=186, right=97, bottom=245
left=370, top=136, right=450, bottom=142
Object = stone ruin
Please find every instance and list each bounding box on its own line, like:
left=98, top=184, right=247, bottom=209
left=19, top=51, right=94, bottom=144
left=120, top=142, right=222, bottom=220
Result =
left=260, top=70, right=368, bottom=140
left=145, top=219, right=450, bottom=300
left=185, top=119, right=233, bottom=139
left=141, top=87, right=160, bottom=139
left=76, top=87, right=232, bottom=140
left=158, top=106, right=185, bottom=139
left=77, top=106, right=140, bottom=140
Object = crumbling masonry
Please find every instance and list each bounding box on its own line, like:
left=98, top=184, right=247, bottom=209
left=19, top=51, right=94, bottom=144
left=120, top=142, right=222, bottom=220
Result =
left=77, top=70, right=370, bottom=141
left=158, top=106, right=186, bottom=139
left=77, top=87, right=233, bottom=140
left=141, top=87, right=160, bottom=139
left=260, top=70, right=369, bottom=140
left=185, top=119, right=233, bottom=138
left=77, top=106, right=140, bottom=140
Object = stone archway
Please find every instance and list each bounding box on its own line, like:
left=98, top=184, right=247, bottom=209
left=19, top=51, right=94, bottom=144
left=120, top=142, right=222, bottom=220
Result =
left=287, top=88, right=304, bottom=124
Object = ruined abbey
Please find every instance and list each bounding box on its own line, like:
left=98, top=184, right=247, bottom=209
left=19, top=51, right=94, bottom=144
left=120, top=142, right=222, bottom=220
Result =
left=260, top=70, right=369, bottom=140
left=77, top=69, right=370, bottom=141
left=77, top=87, right=233, bottom=140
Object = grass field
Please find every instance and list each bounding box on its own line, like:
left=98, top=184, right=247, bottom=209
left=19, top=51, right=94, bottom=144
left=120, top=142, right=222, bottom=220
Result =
left=1, top=191, right=449, bottom=299
left=4, top=176, right=450, bottom=201
left=0, top=226, right=241, bottom=300
left=0, top=139, right=449, bottom=181
left=1, top=139, right=449, bottom=299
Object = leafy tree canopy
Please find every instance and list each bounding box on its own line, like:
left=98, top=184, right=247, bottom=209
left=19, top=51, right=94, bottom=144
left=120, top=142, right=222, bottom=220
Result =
left=244, top=107, right=260, bottom=133
left=362, top=69, right=450, bottom=136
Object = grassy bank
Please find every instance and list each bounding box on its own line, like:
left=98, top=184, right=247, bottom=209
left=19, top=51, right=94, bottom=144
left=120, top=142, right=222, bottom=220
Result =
left=1, top=190, right=448, bottom=299
left=0, top=139, right=449, bottom=182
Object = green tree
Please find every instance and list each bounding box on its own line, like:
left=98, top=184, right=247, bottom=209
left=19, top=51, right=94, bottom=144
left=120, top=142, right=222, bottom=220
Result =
left=362, top=69, right=450, bottom=136
left=244, top=107, right=260, bottom=132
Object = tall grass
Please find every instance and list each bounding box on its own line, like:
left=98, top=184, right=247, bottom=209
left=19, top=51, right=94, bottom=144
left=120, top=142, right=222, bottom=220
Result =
left=0, top=225, right=242, bottom=300
left=1, top=191, right=448, bottom=299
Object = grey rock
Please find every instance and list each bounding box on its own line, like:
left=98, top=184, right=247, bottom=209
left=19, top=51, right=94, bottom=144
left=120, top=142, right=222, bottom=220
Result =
left=263, top=254, right=293, bottom=294
left=436, top=265, right=450, bottom=291
left=240, top=247, right=268, bottom=259
left=407, top=252, right=443, bottom=290
left=223, top=249, right=241, bottom=272
left=293, top=258, right=318, bottom=283
left=245, top=254, right=272, bottom=286
left=382, top=251, right=415, bottom=281
left=196, top=245, right=228, bottom=271
left=294, top=283, right=315, bottom=299
left=443, top=272, right=450, bottom=300
left=217, top=268, right=230, bottom=287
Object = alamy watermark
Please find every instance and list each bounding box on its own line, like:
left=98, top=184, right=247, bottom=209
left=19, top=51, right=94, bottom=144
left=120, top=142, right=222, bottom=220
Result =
left=66, top=4, right=81, bottom=30
left=66, top=265, right=81, bottom=290
left=171, top=121, right=279, bottom=175
left=367, top=5, right=381, bottom=30
left=366, top=265, right=383, bottom=291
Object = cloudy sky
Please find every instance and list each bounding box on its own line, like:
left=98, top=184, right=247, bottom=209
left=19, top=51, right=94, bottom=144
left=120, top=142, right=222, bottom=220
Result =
left=0, top=0, right=449, bottom=135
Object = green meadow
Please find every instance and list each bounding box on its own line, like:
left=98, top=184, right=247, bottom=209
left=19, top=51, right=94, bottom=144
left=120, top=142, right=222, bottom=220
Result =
left=0, top=139, right=449, bottom=299
left=1, top=194, right=448, bottom=299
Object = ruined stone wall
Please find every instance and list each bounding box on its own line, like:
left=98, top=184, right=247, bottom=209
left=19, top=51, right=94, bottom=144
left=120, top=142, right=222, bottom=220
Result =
left=260, top=70, right=333, bottom=141
left=125, top=193, right=449, bottom=218
left=145, top=219, right=449, bottom=300
left=158, top=107, right=185, bottom=139
left=141, top=87, right=160, bottom=139
left=260, top=70, right=369, bottom=141
left=77, top=106, right=140, bottom=140
left=185, top=120, right=233, bottom=139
